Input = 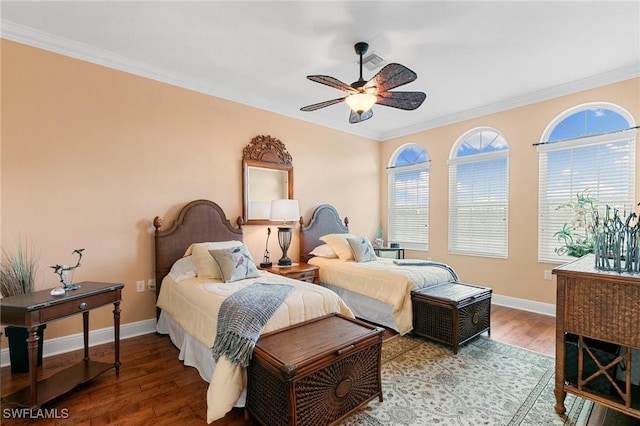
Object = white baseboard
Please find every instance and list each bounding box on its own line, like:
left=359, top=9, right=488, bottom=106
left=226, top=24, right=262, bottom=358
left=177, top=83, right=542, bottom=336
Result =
left=1, top=318, right=157, bottom=368
left=492, top=293, right=556, bottom=317
left=1, top=294, right=555, bottom=367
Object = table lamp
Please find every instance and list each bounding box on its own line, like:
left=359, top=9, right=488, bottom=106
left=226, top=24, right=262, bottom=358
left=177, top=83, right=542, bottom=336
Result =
left=270, top=199, right=299, bottom=266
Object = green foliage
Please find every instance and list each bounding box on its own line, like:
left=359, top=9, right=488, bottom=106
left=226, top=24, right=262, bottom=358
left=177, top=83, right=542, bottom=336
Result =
left=0, top=241, right=39, bottom=297
left=554, top=190, right=598, bottom=257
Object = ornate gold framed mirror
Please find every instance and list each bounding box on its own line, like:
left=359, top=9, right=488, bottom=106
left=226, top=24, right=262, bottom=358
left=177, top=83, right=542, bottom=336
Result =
left=242, top=135, right=293, bottom=225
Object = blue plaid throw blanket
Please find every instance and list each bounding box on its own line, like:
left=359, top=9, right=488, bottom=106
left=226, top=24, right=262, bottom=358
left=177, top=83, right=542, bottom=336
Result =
left=393, top=259, right=459, bottom=281
left=212, top=282, right=294, bottom=367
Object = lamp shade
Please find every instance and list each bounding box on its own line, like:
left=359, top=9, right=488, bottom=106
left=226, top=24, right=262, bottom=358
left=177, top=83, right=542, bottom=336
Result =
left=269, top=199, right=300, bottom=221
left=345, top=93, right=377, bottom=114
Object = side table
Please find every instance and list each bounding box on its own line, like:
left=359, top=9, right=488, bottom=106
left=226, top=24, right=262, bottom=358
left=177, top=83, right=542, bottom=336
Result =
left=374, top=247, right=405, bottom=259
left=0, top=281, right=124, bottom=408
left=259, top=262, right=319, bottom=284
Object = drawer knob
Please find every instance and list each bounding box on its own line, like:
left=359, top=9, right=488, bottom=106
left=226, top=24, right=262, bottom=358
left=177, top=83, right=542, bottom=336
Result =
left=472, top=312, right=480, bottom=324
left=79, top=302, right=88, bottom=310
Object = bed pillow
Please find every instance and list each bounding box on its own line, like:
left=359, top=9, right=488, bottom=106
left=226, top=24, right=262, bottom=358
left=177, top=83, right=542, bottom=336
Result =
left=167, top=255, right=197, bottom=283
left=209, top=245, right=261, bottom=283
left=347, top=236, right=377, bottom=262
left=319, top=233, right=357, bottom=261
left=188, top=241, right=243, bottom=281
left=309, top=244, right=338, bottom=259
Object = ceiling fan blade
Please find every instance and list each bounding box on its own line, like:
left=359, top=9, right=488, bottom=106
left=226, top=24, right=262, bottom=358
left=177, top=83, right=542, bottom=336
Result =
left=349, top=109, right=373, bottom=124
left=307, top=75, right=357, bottom=93
left=300, top=97, right=346, bottom=112
left=376, top=91, right=427, bottom=110
left=364, top=63, right=418, bottom=93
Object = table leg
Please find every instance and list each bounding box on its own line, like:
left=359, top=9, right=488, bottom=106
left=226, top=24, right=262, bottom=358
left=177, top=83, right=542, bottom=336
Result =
left=83, top=311, right=90, bottom=361
left=113, top=300, right=121, bottom=375
left=27, top=326, right=39, bottom=408
left=554, top=280, right=567, bottom=414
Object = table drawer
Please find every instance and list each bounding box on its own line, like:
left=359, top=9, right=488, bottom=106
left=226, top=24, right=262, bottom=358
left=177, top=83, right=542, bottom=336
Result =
left=39, top=291, right=120, bottom=322
left=290, top=270, right=317, bottom=283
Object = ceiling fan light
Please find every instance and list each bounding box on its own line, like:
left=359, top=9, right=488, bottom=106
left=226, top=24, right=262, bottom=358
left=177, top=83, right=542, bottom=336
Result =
left=345, top=93, right=377, bottom=114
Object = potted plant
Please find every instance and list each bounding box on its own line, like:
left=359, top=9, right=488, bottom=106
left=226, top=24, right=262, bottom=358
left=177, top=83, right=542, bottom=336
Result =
left=554, top=190, right=598, bottom=258
left=1, top=241, right=45, bottom=374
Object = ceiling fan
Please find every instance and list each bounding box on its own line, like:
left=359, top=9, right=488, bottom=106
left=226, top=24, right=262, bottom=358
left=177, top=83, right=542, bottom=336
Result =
left=300, top=42, right=426, bottom=124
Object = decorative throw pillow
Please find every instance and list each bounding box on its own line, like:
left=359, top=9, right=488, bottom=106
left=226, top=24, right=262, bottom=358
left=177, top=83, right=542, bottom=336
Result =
left=309, top=244, right=338, bottom=258
left=347, top=236, right=377, bottom=262
left=209, top=245, right=261, bottom=283
left=319, top=233, right=357, bottom=261
left=168, top=255, right=197, bottom=283
left=188, top=241, right=243, bottom=281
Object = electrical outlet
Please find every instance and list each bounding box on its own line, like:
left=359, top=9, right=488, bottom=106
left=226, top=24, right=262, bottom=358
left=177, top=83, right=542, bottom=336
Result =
left=147, top=279, right=156, bottom=291
left=543, top=270, right=552, bottom=280
left=136, top=280, right=145, bottom=292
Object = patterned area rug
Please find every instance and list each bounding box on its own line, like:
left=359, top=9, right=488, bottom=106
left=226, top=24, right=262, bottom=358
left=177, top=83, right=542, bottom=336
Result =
left=340, top=335, right=593, bottom=426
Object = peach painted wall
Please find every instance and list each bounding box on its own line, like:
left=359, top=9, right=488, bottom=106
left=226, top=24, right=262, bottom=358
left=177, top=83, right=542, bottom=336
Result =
left=2, top=39, right=638, bottom=349
left=380, top=77, right=640, bottom=306
left=0, top=40, right=381, bottom=346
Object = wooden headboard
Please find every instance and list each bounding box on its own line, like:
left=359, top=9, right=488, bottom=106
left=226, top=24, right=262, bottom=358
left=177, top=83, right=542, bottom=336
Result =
left=299, top=204, right=349, bottom=263
left=153, top=199, right=243, bottom=302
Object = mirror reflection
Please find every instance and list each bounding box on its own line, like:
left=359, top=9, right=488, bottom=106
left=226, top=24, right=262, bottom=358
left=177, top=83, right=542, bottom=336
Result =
left=242, top=135, right=293, bottom=225
left=247, top=166, right=290, bottom=220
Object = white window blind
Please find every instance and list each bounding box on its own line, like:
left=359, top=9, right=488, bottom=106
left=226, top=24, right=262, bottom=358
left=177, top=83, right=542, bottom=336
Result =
left=537, top=134, right=636, bottom=263
left=448, top=152, right=509, bottom=257
left=387, top=161, right=429, bottom=251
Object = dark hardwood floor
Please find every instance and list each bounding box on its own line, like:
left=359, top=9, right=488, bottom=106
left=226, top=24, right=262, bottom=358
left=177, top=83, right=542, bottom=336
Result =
left=0, top=305, right=586, bottom=425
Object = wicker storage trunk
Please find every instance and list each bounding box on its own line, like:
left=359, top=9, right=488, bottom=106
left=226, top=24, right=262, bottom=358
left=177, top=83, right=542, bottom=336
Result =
left=246, top=313, right=383, bottom=426
left=412, top=281, right=492, bottom=353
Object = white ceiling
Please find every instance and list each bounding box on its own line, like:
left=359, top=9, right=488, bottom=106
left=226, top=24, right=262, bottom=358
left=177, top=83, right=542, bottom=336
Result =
left=2, top=1, right=639, bottom=141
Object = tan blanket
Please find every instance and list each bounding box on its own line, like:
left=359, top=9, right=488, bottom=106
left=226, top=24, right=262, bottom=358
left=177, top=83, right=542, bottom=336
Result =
left=308, top=257, right=456, bottom=335
left=156, top=271, right=353, bottom=423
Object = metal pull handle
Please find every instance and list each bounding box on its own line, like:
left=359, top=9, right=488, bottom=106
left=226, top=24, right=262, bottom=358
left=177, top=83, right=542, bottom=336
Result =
left=79, top=302, right=88, bottom=310
left=335, top=344, right=355, bottom=356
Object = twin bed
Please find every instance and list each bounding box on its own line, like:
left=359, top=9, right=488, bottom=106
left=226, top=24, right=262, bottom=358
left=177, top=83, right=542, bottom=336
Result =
left=299, top=204, right=458, bottom=335
left=153, top=199, right=458, bottom=423
left=152, top=200, right=352, bottom=423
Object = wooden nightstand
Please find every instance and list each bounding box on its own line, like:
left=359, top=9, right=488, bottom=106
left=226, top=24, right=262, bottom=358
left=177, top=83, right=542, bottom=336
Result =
left=260, top=263, right=319, bottom=284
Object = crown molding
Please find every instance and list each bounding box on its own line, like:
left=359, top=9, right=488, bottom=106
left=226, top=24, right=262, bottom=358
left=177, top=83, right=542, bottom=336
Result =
left=1, top=19, right=383, bottom=141
left=3, top=19, right=638, bottom=143
left=378, top=64, right=640, bottom=141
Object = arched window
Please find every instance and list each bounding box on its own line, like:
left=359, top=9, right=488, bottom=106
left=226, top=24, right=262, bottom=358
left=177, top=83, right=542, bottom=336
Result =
left=537, top=103, right=636, bottom=263
left=448, top=128, right=509, bottom=258
left=387, top=144, right=429, bottom=251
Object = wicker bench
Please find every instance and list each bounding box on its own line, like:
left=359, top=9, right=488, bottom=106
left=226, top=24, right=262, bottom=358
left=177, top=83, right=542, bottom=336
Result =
left=412, top=281, right=492, bottom=354
left=246, top=313, right=384, bottom=426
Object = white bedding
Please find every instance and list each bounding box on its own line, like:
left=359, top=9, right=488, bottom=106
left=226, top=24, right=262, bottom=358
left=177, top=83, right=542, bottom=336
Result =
left=156, top=269, right=353, bottom=423
left=308, top=256, right=457, bottom=335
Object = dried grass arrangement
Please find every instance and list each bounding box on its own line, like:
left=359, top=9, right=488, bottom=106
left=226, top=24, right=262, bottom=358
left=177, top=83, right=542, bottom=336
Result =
left=0, top=241, right=39, bottom=297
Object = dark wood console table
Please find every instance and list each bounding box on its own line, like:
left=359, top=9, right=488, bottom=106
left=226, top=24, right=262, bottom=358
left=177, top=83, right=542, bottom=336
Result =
left=0, top=281, right=124, bottom=408
left=553, top=255, right=639, bottom=419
